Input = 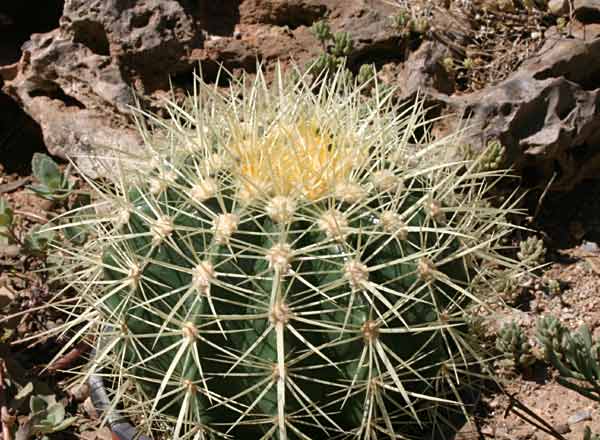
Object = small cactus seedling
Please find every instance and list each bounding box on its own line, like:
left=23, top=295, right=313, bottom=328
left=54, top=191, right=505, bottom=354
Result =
left=311, top=52, right=342, bottom=78
left=478, top=139, right=505, bottom=172
left=391, top=9, right=409, bottom=30
left=46, top=66, right=527, bottom=439
left=536, top=315, right=568, bottom=359
left=496, top=321, right=535, bottom=369
left=544, top=278, right=561, bottom=296
left=311, top=20, right=333, bottom=45
left=537, top=316, right=600, bottom=401
left=462, top=57, right=475, bottom=70
left=442, top=57, right=455, bottom=73
left=330, top=32, right=354, bottom=58
left=494, top=271, right=523, bottom=304
left=518, top=236, right=546, bottom=266
left=356, top=64, right=376, bottom=86
left=308, top=22, right=355, bottom=81
left=409, top=17, right=429, bottom=35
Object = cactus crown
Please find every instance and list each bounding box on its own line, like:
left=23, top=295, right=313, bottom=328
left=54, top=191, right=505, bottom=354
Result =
left=46, top=66, right=526, bottom=439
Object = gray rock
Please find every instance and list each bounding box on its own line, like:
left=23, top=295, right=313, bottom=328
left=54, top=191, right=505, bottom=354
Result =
left=581, top=241, right=600, bottom=253
left=574, top=0, right=600, bottom=23
left=440, top=22, right=600, bottom=190
left=1, top=0, right=201, bottom=176
left=567, top=408, right=592, bottom=425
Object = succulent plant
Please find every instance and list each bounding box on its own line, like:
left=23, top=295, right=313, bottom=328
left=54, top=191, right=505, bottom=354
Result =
left=441, top=57, right=455, bottom=73
left=462, top=57, right=475, bottom=70
left=544, top=278, right=561, bottom=296
left=409, top=17, right=430, bottom=35
left=29, top=153, right=74, bottom=201
left=330, top=32, right=354, bottom=58
left=391, top=9, right=409, bottom=30
left=536, top=315, right=568, bottom=359
left=537, top=316, right=600, bottom=402
left=23, top=224, right=57, bottom=256
left=47, top=67, right=526, bottom=439
left=494, top=271, right=523, bottom=304
left=517, top=236, right=546, bottom=266
left=478, top=139, right=505, bottom=172
left=356, top=64, right=376, bottom=87
left=307, top=22, right=354, bottom=81
left=311, top=20, right=333, bottom=45
left=310, top=52, right=342, bottom=78
left=496, top=321, right=535, bottom=369
left=16, top=394, right=77, bottom=439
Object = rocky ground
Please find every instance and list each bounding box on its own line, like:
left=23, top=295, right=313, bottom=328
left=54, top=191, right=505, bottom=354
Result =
left=455, top=179, right=600, bottom=440
left=1, top=0, right=600, bottom=439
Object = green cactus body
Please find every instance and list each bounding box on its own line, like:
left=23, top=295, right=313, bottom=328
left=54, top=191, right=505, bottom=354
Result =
left=50, top=67, right=524, bottom=439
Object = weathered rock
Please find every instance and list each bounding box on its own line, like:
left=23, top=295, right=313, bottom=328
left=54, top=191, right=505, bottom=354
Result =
left=440, top=21, right=600, bottom=189
left=2, top=0, right=600, bottom=188
left=23, top=95, right=144, bottom=177
left=239, top=0, right=328, bottom=27
left=197, top=0, right=402, bottom=76
left=395, top=40, right=454, bottom=99
left=1, top=0, right=205, bottom=175
left=574, top=0, right=600, bottom=23
left=1, top=0, right=403, bottom=177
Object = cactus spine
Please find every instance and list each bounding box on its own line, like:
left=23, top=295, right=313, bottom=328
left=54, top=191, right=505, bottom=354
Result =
left=49, top=67, right=525, bottom=439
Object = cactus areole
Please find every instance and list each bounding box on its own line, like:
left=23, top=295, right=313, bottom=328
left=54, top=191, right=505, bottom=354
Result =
left=51, top=67, right=522, bottom=439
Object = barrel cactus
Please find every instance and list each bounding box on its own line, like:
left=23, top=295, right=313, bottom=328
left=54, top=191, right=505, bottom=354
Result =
left=49, top=67, right=524, bottom=439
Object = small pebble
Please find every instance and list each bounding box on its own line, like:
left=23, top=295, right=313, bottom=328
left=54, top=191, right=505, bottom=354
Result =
left=480, top=425, right=495, bottom=437
left=555, top=423, right=571, bottom=434
left=567, top=408, right=592, bottom=425
left=582, top=241, right=600, bottom=253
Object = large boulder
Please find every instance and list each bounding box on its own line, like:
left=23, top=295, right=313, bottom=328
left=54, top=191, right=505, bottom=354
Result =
left=441, top=21, right=600, bottom=189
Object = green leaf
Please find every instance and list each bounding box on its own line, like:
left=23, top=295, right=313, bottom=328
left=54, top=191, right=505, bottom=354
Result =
left=30, top=395, right=48, bottom=414
left=44, top=402, right=66, bottom=425
left=48, top=416, right=77, bottom=433
left=23, top=225, right=56, bottom=255
left=29, top=153, right=74, bottom=200
left=0, top=197, right=13, bottom=227
left=31, top=153, right=63, bottom=192
left=15, top=382, right=34, bottom=400
left=62, top=215, right=89, bottom=245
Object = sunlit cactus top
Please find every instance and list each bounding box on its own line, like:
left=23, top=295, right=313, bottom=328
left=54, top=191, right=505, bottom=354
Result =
left=49, top=66, right=525, bottom=440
